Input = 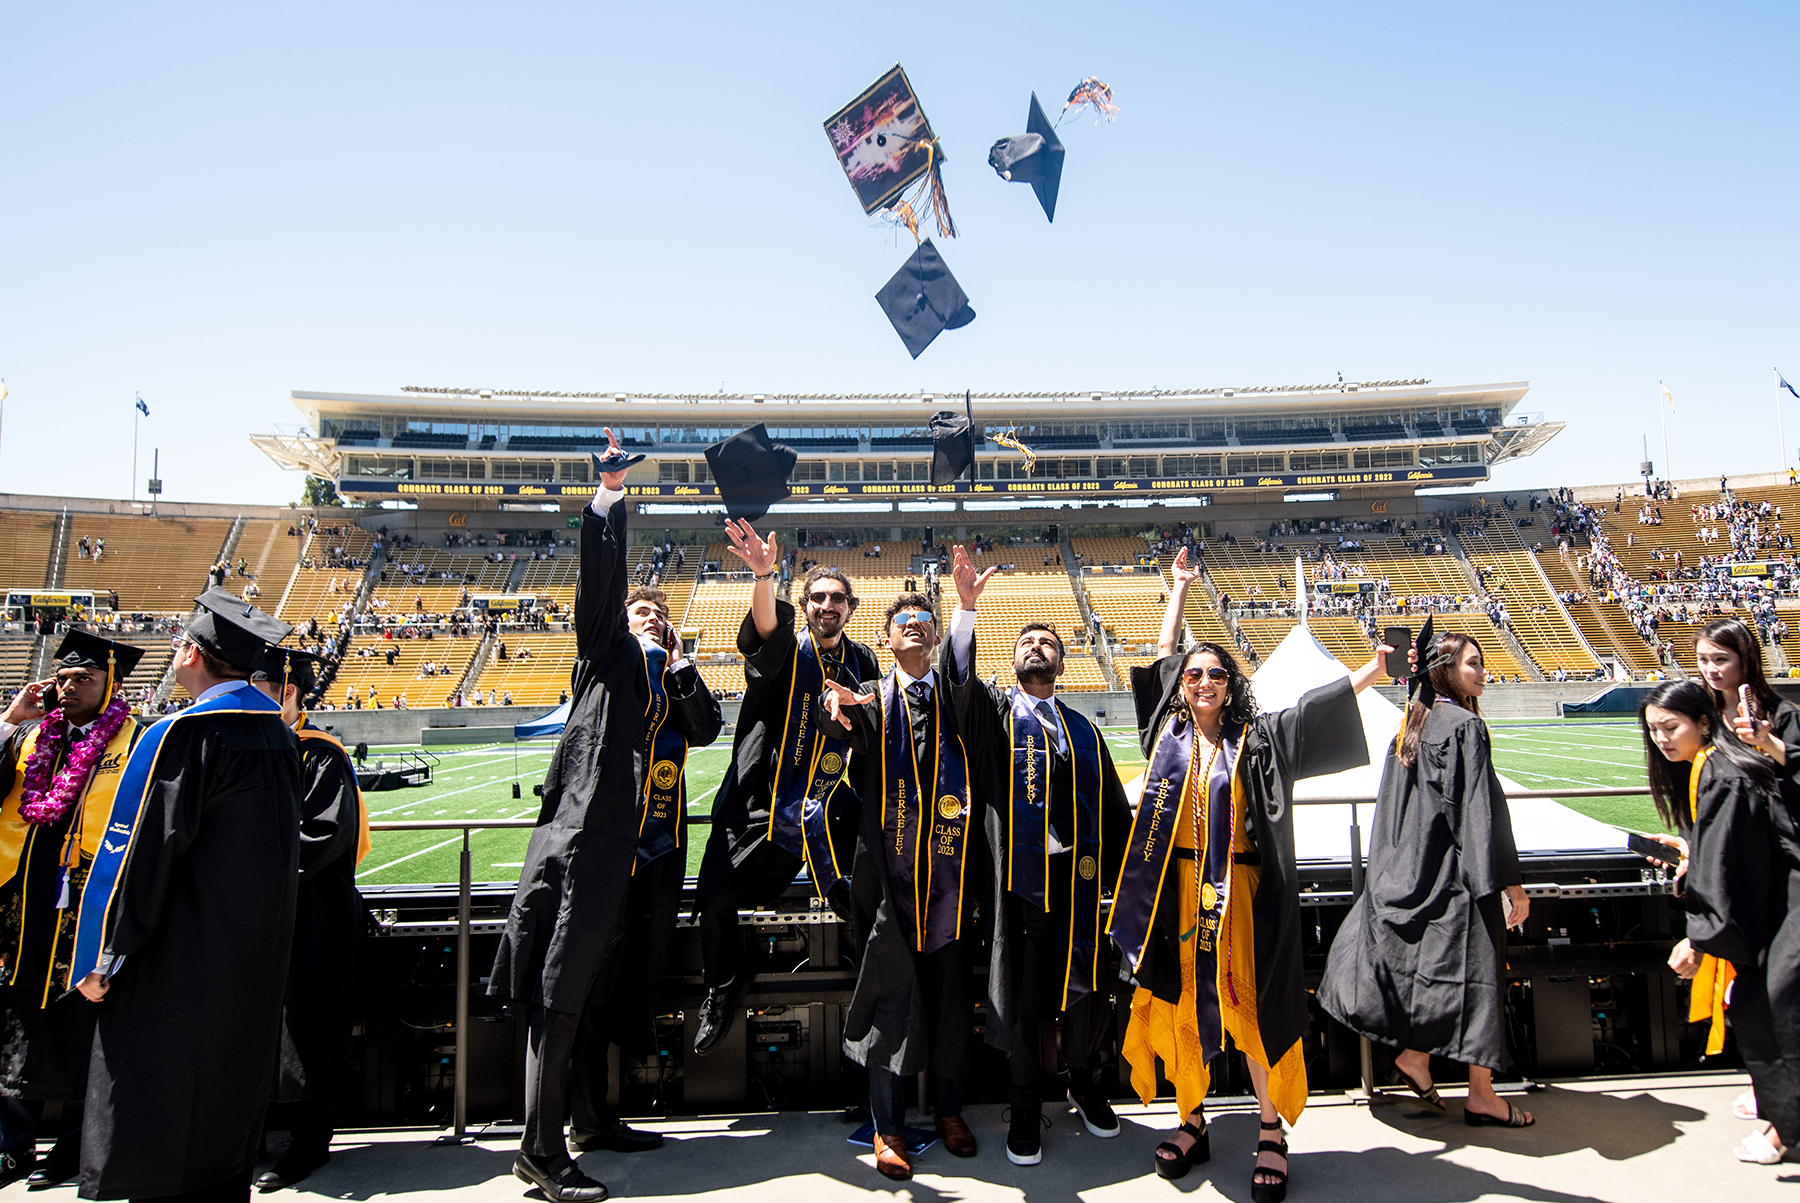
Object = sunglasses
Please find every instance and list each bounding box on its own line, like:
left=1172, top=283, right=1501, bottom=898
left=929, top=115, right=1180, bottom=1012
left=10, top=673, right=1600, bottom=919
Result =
left=891, top=610, right=935, bottom=629
left=806, top=590, right=850, bottom=606
left=1182, top=666, right=1231, bottom=684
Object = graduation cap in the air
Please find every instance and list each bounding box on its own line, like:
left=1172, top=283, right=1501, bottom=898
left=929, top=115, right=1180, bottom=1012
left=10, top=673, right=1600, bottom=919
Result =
left=876, top=240, right=976, bottom=359
left=253, top=646, right=327, bottom=696
left=988, top=93, right=1065, bottom=222
left=704, top=424, right=798, bottom=521
left=185, top=588, right=294, bottom=673
left=929, top=393, right=981, bottom=486
left=591, top=446, right=647, bottom=475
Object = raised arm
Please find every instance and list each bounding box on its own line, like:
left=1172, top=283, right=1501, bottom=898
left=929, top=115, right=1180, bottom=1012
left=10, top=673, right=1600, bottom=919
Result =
left=573, top=429, right=633, bottom=660
left=1157, top=547, right=1198, bottom=657
left=942, top=545, right=1004, bottom=749
left=724, top=519, right=781, bottom=641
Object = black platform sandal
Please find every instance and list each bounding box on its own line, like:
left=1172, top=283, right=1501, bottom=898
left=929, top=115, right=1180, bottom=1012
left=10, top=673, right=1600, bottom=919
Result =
left=1251, top=1119, right=1288, bottom=1203
left=1464, top=1100, right=1534, bottom=1127
left=1154, top=1118, right=1211, bottom=1180
left=1394, top=1062, right=1446, bottom=1110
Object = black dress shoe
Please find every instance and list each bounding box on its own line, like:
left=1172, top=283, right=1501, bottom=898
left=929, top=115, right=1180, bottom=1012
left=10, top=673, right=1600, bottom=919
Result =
left=513, top=1154, right=608, bottom=1203
left=0, top=1152, right=36, bottom=1189
left=255, top=1146, right=330, bottom=1192
left=691, top=978, right=745, bottom=1055
left=569, top=1122, right=663, bottom=1154
left=26, top=1143, right=80, bottom=1189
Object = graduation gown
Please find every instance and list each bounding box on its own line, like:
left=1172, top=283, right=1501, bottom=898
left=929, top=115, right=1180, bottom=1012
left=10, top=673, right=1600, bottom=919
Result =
left=489, top=498, right=722, bottom=1015
left=1682, top=749, right=1800, bottom=1147
left=78, top=689, right=302, bottom=1199
left=941, top=628, right=1131, bottom=1061
left=1317, top=701, right=1521, bottom=1070
left=275, top=719, right=366, bottom=1102
left=1124, top=658, right=1366, bottom=1071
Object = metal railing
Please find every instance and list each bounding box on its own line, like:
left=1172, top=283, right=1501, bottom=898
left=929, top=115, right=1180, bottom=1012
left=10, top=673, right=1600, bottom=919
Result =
left=371, top=783, right=1662, bottom=1139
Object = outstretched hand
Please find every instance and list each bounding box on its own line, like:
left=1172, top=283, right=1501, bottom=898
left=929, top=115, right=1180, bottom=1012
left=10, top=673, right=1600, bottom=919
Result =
left=1170, top=546, right=1199, bottom=587
left=821, top=677, right=875, bottom=731
left=951, top=545, right=997, bottom=610
left=598, top=428, right=630, bottom=490
left=724, top=519, right=780, bottom=578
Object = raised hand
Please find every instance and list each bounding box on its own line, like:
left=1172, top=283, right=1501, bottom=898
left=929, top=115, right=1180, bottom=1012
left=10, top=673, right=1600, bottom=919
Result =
left=724, top=518, right=780, bottom=577
left=821, top=677, right=875, bottom=731
left=1170, top=546, right=1199, bottom=587
left=1, top=679, right=48, bottom=726
left=951, top=545, right=997, bottom=610
left=598, top=427, right=630, bottom=490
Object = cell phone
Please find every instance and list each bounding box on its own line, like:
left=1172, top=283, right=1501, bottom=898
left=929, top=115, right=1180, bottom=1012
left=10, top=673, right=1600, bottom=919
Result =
left=1383, top=627, right=1411, bottom=679
left=1739, top=683, right=1758, bottom=725
left=1626, top=832, right=1682, bottom=867
left=40, top=683, right=58, bottom=711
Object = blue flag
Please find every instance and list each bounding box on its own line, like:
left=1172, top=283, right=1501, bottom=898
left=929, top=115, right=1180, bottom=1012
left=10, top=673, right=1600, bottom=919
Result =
left=134, top=395, right=149, bottom=416
left=1782, top=373, right=1800, bottom=401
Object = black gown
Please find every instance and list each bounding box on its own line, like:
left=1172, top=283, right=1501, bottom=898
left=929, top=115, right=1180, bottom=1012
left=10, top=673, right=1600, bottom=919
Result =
left=1683, top=749, right=1800, bottom=1148
left=1317, top=700, right=1521, bottom=1070
left=78, top=693, right=302, bottom=1200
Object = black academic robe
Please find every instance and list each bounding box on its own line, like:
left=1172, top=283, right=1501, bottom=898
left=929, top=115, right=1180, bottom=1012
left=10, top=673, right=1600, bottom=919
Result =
left=1683, top=750, right=1800, bottom=1147
left=942, top=628, right=1131, bottom=1061
left=1126, top=658, right=1367, bottom=1071
left=489, top=499, right=722, bottom=1015
left=1316, top=700, right=1521, bottom=1070
left=275, top=723, right=365, bottom=1102
left=699, top=601, right=877, bottom=873
left=78, top=696, right=302, bottom=1200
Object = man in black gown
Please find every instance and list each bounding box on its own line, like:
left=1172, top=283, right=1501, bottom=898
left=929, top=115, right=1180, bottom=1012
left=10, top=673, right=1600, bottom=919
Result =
left=489, top=434, right=721, bottom=1203
left=939, top=547, right=1131, bottom=1165
left=0, top=632, right=146, bottom=1187
left=245, top=648, right=366, bottom=1192
left=72, top=590, right=303, bottom=1203
left=692, top=519, right=878, bottom=1053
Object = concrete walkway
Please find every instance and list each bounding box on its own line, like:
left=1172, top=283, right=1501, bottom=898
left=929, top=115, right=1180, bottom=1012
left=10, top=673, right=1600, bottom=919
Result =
left=13, top=1072, right=1792, bottom=1203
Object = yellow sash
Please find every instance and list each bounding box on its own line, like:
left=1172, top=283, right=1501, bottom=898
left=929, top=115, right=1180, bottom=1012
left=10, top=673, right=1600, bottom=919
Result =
left=0, top=719, right=140, bottom=886
left=294, top=715, right=372, bottom=866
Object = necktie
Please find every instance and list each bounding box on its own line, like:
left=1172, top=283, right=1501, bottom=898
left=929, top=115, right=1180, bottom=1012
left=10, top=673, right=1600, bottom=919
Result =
left=906, top=680, right=934, bottom=759
left=1035, top=699, right=1066, bottom=757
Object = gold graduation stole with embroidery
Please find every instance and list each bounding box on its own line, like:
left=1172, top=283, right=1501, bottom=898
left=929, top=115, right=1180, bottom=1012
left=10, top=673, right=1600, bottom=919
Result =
left=877, top=674, right=970, bottom=953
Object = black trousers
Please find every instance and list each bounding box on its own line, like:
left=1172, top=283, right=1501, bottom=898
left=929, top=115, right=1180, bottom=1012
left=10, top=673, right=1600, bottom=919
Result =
left=868, top=940, right=969, bottom=1136
left=694, top=835, right=803, bottom=988
left=1727, top=964, right=1800, bottom=1148
left=1005, top=865, right=1112, bottom=1100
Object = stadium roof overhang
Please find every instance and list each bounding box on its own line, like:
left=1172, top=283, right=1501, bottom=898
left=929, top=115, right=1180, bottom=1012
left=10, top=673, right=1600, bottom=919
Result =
left=248, top=432, right=338, bottom=478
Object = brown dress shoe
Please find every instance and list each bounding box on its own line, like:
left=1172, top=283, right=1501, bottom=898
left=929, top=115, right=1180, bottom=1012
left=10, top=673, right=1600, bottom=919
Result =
left=935, top=1114, right=979, bottom=1158
left=871, top=1132, right=912, bottom=1180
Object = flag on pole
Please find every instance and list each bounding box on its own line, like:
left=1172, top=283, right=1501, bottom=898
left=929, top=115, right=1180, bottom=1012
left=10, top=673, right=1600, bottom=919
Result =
left=1660, top=381, right=1674, bottom=410
left=0, top=381, right=8, bottom=402
left=134, top=394, right=149, bottom=416
left=1780, top=370, right=1800, bottom=400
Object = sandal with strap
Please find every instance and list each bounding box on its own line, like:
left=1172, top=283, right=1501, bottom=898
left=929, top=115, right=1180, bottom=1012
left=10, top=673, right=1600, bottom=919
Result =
left=1464, top=1100, right=1534, bottom=1128
left=1154, top=1119, right=1210, bottom=1180
left=1394, top=1063, right=1446, bottom=1111
left=1734, top=1127, right=1786, bottom=1165
left=1251, top=1119, right=1288, bottom=1203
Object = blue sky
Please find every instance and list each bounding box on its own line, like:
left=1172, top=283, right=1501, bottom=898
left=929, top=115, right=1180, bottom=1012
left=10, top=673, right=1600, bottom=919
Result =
left=3, top=3, right=1797, bottom=506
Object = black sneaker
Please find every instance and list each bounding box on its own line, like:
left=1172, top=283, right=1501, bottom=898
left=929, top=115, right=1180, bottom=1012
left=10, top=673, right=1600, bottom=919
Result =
left=692, top=978, right=745, bottom=1055
left=0, top=1152, right=35, bottom=1189
left=1068, top=1081, right=1121, bottom=1138
left=1005, top=1096, right=1046, bottom=1166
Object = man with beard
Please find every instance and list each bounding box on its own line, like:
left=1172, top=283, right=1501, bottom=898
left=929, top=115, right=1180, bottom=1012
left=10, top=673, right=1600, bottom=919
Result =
left=940, top=546, right=1132, bottom=1166
left=0, top=632, right=146, bottom=1188
left=490, top=431, right=721, bottom=1203
left=691, top=520, right=880, bottom=1054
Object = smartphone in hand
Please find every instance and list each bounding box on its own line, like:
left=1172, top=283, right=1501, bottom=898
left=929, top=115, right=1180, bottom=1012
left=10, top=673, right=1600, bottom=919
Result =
left=40, top=682, right=59, bottom=712
left=1739, top=683, right=1758, bottom=725
left=1382, top=627, right=1411, bottom=679
left=1627, top=832, right=1683, bottom=867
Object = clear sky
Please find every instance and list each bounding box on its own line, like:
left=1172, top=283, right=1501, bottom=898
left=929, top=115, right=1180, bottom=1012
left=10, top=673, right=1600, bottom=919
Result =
left=4, top=3, right=1797, bottom=506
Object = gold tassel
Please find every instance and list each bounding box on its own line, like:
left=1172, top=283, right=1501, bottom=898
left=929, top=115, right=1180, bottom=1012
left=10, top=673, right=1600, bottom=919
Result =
left=881, top=138, right=956, bottom=240
left=992, top=428, right=1038, bottom=474
left=1061, top=77, right=1120, bottom=125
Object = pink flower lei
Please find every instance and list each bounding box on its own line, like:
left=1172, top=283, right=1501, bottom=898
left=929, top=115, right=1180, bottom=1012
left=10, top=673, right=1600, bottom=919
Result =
left=18, top=694, right=131, bottom=826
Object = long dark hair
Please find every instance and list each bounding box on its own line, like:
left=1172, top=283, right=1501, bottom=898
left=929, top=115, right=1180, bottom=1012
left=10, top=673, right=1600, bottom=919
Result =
left=1398, top=631, right=1482, bottom=767
left=1694, top=617, right=1781, bottom=718
left=1175, top=642, right=1258, bottom=731
left=1637, top=679, right=1775, bottom=830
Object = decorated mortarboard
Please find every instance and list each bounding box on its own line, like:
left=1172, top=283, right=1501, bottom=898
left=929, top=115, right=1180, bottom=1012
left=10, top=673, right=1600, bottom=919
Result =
left=928, top=393, right=980, bottom=486
left=186, top=588, right=294, bottom=673
left=876, top=240, right=976, bottom=359
left=824, top=64, right=956, bottom=240
left=252, top=646, right=327, bottom=695
left=988, top=93, right=1066, bottom=222
left=704, top=424, right=798, bottom=521
left=51, top=629, right=146, bottom=680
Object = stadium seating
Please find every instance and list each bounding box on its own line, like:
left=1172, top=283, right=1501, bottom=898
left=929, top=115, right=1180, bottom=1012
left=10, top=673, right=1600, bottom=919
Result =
left=0, top=637, right=37, bottom=695
left=327, top=635, right=483, bottom=709
left=1458, top=522, right=1602, bottom=676
left=475, top=633, right=577, bottom=706
left=1375, top=612, right=1526, bottom=680
left=277, top=525, right=376, bottom=626
left=63, top=515, right=232, bottom=612
left=1535, top=546, right=1661, bottom=675
left=0, top=514, right=57, bottom=592
left=369, top=550, right=511, bottom=617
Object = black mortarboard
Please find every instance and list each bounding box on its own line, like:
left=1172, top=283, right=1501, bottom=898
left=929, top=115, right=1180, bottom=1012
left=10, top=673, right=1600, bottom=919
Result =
left=1408, top=616, right=1441, bottom=699
left=875, top=240, right=975, bottom=359
left=51, top=630, right=145, bottom=679
left=591, top=448, right=647, bottom=475
left=988, top=93, right=1065, bottom=222
left=186, top=588, right=293, bottom=673
left=929, top=395, right=980, bottom=486
left=252, top=646, right=326, bottom=695
left=704, top=424, right=798, bottom=521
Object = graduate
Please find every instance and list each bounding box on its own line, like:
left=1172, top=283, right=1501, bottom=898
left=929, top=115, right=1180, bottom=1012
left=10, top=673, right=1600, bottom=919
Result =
left=938, top=545, right=1131, bottom=1166
left=1317, top=625, right=1533, bottom=1134
left=1638, top=680, right=1799, bottom=1166
left=0, top=632, right=146, bottom=1188
left=820, top=594, right=980, bottom=1181
left=489, top=430, right=722, bottom=1203
left=70, top=591, right=303, bottom=1203
left=1115, top=548, right=1383, bottom=1202
left=691, top=506, right=878, bottom=1055
left=246, top=648, right=369, bottom=1192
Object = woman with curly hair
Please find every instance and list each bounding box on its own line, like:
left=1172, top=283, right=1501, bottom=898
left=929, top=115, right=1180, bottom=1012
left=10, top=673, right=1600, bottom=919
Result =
left=1113, top=548, right=1391, bottom=1200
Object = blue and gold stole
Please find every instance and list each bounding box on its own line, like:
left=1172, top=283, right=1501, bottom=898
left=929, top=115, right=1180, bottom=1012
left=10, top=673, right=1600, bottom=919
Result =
left=1107, top=711, right=1244, bottom=1058
left=634, top=642, right=687, bottom=867
left=1006, top=696, right=1106, bottom=1007
left=68, top=683, right=284, bottom=987
left=766, top=632, right=854, bottom=896
left=877, top=674, right=971, bottom=954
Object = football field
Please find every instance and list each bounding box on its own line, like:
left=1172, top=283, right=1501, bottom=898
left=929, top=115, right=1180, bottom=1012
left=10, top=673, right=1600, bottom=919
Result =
left=353, top=718, right=1663, bottom=888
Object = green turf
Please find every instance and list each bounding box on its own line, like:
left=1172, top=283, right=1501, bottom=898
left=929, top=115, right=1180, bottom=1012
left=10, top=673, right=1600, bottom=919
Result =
left=353, top=720, right=1663, bottom=888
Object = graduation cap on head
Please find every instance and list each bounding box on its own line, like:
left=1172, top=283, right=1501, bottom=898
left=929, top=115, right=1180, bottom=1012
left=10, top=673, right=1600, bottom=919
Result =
left=252, top=646, right=326, bottom=696
left=988, top=93, right=1065, bottom=222
left=51, top=630, right=146, bottom=710
left=928, top=392, right=981, bottom=486
left=704, top=424, right=798, bottom=521
left=185, top=588, right=293, bottom=673
left=876, top=240, right=975, bottom=359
